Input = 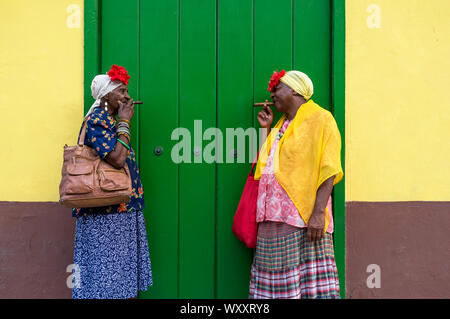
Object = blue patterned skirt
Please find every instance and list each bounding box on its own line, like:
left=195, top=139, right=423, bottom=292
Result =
left=72, top=210, right=153, bottom=299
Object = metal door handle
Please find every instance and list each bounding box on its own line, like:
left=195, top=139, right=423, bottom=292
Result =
left=154, top=146, right=163, bottom=156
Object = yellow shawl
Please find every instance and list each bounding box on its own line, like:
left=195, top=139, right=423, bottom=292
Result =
left=254, top=99, right=343, bottom=232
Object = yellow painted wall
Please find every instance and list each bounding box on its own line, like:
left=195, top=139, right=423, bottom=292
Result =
left=2, top=0, right=449, bottom=203
left=0, top=0, right=83, bottom=201
left=346, top=0, right=450, bottom=201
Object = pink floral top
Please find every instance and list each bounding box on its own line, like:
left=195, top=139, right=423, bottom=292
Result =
left=256, top=118, right=334, bottom=233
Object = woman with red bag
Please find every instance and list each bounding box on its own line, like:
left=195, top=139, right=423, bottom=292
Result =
left=248, top=70, right=343, bottom=299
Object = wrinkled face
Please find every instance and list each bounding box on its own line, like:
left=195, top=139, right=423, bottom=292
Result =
left=270, top=82, right=294, bottom=113
left=104, top=84, right=130, bottom=114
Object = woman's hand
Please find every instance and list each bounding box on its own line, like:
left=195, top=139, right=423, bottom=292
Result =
left=118, top=99, right=135, bottom=121
left=307, top=209, right=325, bottom=242
left=307, top=175, right=335, bottom=243
left=257, top=101, right=274, bottom=128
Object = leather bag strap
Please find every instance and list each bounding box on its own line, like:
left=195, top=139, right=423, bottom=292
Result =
left=77, top=119, right=88, bottom=146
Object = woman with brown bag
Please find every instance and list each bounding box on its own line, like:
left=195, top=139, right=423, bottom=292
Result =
left=71, top=65, right=152, bottom=299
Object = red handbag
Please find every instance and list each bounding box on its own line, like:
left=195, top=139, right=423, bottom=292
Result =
left=232, top=154, right=260, bottom=248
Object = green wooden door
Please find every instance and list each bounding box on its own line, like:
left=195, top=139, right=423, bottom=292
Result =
left=84, top=0, right=342, bottom=299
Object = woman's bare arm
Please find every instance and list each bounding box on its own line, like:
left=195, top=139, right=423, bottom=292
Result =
left=104, top=134, right=130, bottom=169
left=307, top=175, right=335, bottom=242
left=104, top=99, right=135, bottom=169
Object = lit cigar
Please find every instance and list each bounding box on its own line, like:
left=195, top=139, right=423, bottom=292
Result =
left=133, top=101, right=143, bottom=104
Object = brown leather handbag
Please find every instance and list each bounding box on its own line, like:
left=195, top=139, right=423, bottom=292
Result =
left=59, top=120, right=132, bottom=208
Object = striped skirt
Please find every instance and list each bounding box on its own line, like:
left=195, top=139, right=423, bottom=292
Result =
left=249, top=221, right=340, bottom=299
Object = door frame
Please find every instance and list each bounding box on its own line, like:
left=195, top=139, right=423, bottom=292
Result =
left=83, top=0, right=347, bottom=299
left=331, top=0, right=346, bottom=299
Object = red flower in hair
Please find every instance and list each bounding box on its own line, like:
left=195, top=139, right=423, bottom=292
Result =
left=107, top=64, right=131, bottom=85
left=267, top=69, right=286, bottom=92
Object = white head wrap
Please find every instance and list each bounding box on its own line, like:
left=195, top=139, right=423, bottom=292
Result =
left=85, top=74, right=123, bottom=119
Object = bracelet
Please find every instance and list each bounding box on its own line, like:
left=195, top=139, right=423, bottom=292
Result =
left=117, top=121, right=129, bottom=127
left=117, top=126, right=130, bottom=132
left=117, top=131, right=130, bottom=140
left=117, top=120, right=129, bottom=127
left=116, top=125, right=130, bottom=132
left=117, top=138, right=130, bottom=150
left=117, top=128, right=130, bottom=137
left=118, top=118, right=131, bottom=126
left=117, top=123, right=130, bottom=130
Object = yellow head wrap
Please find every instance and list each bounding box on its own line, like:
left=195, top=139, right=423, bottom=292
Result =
left=280, top=70, right=314, bottom=100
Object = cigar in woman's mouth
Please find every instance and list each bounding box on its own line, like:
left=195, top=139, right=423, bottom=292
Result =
left=133, top=101, right=143, bottom=104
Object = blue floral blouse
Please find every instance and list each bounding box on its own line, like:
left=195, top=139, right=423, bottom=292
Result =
left=72, top=107, right=145, bottom=217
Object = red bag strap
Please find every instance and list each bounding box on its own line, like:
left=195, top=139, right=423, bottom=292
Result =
left=249, top=150, right=260, bottom=175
